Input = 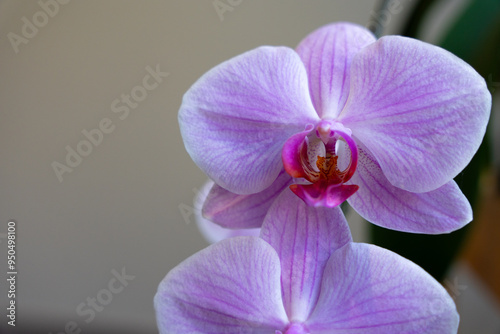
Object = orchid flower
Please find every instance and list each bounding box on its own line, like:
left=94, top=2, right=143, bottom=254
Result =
left=155, top=190, right=459, bottom=333
left=179, top=22, right=491, bottom=234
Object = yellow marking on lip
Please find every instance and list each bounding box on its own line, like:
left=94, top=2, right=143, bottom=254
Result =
left=316, top=154, right=348, bottom=183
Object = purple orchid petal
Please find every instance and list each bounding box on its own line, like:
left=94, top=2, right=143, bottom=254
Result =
left=260, top=189, right=352, bottom=322
left=195, top=181, right=261, bottom=243
left=347, top=142, right=472, bottom=234
left=296, top=22, right=375, bottom=119
left=179, top=46, right=319, bottom=195
left=203, top=170, right=293, bottom=230
left=155, top=237, right=288, bottom=333
left=339, top=36, right=491, bottom=193
left=306, top=243, right=459, bottom=333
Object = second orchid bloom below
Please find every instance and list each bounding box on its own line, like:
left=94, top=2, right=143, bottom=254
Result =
left=179, top=22, right=491, bottom=234
left=156, top=190, right=459, bottom=333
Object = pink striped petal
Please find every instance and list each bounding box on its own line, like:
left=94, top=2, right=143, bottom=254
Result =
left=296, top=22, right=375, bottom=118
left=203, top=170, right=293, bottom=229
left=195, top=181, right=261, bottom=244
left=306, top=243, right=459, bottom=333
left=155, top=237, right=288, bottom=333
left=347, top=142, right=472, bottom=234
left=260, top=189, right=352, bottom=322
left=339, top=36, right=491, bottom=193
left=179, top=46, right=318, bottom=195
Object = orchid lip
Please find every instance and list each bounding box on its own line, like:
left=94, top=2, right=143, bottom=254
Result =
left=282, top=120, right=359, bottom=207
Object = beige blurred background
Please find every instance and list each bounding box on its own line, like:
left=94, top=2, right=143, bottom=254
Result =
left=0, top=1, right=498, bottom=333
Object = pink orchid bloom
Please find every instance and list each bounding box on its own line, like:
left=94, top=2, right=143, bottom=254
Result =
left=179, top=22, right=491, bottom=234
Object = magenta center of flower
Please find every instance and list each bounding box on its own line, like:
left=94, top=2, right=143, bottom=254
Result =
left=282, top=120, right=359, bottom=207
